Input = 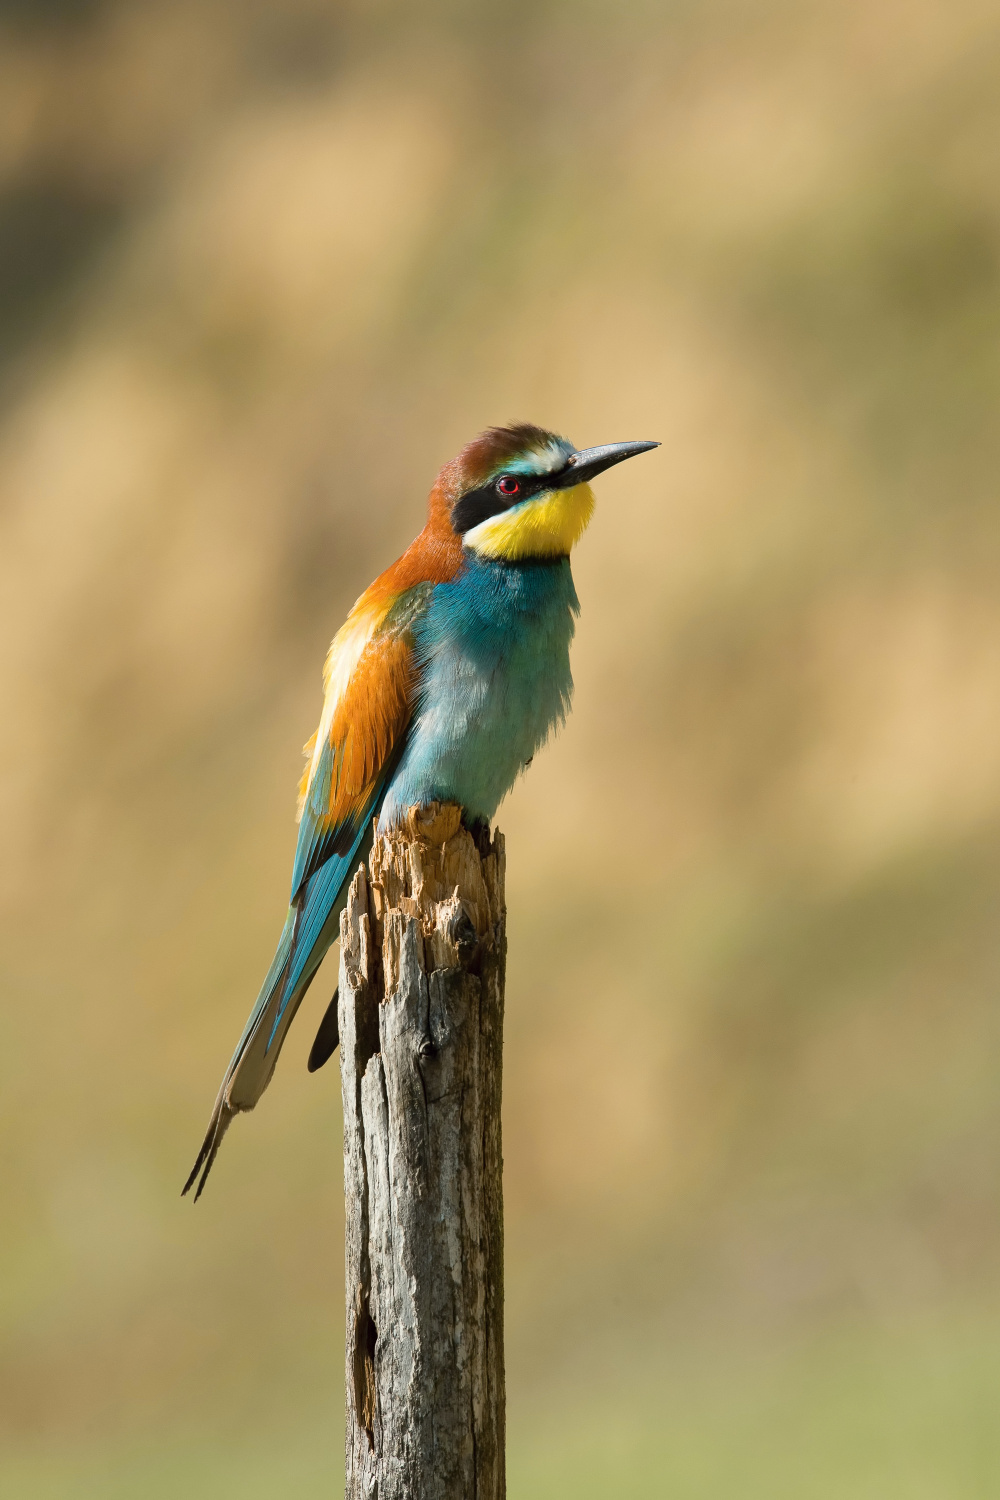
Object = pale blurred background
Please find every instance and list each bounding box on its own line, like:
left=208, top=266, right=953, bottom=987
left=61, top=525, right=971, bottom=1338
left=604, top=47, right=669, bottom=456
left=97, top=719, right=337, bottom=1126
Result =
left=3, top=0, right=1000, bottom=1494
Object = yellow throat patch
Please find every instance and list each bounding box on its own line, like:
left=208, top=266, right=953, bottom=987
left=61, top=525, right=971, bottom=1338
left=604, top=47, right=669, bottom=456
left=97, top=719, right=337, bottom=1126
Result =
left=462, top=482, right=595, bottom=561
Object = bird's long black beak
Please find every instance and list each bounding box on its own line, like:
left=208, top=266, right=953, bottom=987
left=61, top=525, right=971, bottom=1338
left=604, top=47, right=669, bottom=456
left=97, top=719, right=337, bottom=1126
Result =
left=552, top=439, right=660, bottom=488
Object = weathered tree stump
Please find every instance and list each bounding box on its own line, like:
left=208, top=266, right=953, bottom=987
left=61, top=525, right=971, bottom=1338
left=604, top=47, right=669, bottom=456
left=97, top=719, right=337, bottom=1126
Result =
left=338, top=802, right=507, bottom=1500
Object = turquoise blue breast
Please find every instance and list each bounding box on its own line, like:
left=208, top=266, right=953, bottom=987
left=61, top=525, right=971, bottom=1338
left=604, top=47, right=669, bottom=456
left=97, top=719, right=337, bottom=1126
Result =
left=378, top=555, right=579, bottom=828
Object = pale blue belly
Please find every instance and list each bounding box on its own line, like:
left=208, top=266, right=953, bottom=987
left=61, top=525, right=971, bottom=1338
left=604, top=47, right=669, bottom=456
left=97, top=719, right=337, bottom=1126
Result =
left=378, top=555, right=579, bottom=828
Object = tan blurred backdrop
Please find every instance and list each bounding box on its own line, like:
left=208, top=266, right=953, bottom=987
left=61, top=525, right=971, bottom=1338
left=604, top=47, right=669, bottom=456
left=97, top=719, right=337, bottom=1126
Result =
left=3, top=1, right=1000, bottom=1494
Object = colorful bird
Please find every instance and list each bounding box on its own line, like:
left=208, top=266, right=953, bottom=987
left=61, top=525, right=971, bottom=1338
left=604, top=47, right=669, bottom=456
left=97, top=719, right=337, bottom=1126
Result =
left=184, top=423, right=658, bottom=1197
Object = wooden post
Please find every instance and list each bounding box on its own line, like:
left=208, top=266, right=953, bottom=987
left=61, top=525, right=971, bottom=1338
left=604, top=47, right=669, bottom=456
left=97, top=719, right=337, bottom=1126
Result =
left=338, top=803, right=507, bottom=1500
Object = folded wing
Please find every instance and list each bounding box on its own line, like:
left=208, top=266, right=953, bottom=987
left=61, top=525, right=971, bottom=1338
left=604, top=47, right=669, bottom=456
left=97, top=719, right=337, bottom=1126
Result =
left=183, top=582, right=429, bottom=1198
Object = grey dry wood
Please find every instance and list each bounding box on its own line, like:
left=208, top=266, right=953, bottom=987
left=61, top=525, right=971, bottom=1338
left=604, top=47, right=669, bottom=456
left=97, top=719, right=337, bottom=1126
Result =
left=339, top=803, right=507, bottom=1500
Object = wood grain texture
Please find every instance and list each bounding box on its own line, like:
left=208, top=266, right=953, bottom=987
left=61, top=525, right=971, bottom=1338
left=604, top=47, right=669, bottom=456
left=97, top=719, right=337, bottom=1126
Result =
left=339, top=802, right=507, bottom=1500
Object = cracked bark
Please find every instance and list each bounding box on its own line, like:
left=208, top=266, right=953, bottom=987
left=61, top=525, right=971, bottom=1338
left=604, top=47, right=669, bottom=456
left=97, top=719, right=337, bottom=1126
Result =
left=339, top=802, right=506, bottom=1500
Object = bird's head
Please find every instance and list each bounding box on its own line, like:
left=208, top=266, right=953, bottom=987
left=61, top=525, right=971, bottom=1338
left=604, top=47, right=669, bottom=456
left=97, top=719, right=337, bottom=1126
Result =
left=433, top=423, right=659, bottom=562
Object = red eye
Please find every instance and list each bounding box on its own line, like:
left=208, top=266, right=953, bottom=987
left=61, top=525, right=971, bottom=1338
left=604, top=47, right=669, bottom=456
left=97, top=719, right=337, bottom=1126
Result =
left=497, top=476, right=520, bottom=497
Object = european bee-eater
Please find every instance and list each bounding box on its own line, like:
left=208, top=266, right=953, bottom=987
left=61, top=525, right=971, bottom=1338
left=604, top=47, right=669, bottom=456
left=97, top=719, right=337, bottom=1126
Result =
left=184, top=424, right=658, bottom=1197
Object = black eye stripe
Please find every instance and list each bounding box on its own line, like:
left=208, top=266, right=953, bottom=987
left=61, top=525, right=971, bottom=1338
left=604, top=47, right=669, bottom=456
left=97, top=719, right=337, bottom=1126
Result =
left=452, top=469, right=563, bottom=535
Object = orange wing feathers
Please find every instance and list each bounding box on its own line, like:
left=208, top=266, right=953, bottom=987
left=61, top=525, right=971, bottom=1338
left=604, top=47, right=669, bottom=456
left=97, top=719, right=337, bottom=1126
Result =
left=319, top=629, right=415, bottom=825
left=291, top=519, right=460, bottom=898
left=291, top=617, right=415, bottom=896
left=299, top=521, right=460, bottom=804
